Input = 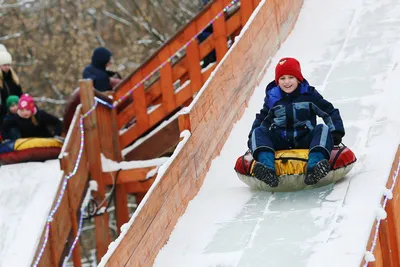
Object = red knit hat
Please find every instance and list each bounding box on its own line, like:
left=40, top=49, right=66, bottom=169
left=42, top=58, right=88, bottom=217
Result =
left=275, top=57, right=304, bottom=84
left=18, top=94, right=37, bottom=114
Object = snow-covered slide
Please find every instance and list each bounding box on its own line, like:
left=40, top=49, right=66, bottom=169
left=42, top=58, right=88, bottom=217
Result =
left=153, top=0, right=400, bottom=266
left=0, top=160, right=62, bottom=267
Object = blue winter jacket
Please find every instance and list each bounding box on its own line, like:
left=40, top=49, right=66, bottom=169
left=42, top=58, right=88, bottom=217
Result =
left=82, top=47, right=112, bottom=92
left=249, top=80, right=345, bottom=142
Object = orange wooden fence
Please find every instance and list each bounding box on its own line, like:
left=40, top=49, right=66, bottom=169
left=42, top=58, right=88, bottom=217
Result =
left=31, top=105, right=89, bottom=267
left=114, top=0, right=261, bottom=150
left=361, top=146, right=400, bottom=267
left=99, top=0, right=304, bottom=265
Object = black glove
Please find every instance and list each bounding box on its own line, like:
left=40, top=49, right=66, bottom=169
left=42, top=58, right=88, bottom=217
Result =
left=331, top=131, right=343, bottom=146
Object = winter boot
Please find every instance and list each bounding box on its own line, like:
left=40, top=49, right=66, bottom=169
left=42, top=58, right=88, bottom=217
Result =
left=252, top=151, right=279, bottom=187
left=305, top=152, right=331, bottom=185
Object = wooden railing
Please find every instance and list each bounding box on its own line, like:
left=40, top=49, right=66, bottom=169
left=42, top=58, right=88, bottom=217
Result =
left=32, top=105, right=89, bottom=267
left=114, top=0, right=261, bottom=150
left=32, top=79, right=166, bottom=266
left=361, top=146, right=400, bottom=267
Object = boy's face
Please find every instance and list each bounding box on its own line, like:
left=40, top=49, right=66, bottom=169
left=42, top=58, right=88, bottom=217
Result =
left=19, top=108, right=33, bottom=119
left=9, top=104, right=18, bottom=114
left=278, top=75, right=299, bottom=93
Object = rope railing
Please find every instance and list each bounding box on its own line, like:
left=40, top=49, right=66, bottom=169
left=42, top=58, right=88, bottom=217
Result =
left=32, top=100, right=99, bottom=267
left=113, top=0, right=240, bottom=107
left=364, top=155, right=400, bottom=265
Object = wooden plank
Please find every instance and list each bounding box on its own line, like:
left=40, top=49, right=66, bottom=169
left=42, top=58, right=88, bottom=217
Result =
left=119, top=123, right=140, bottom=149
left=132, top=71, right=150, bottom=131
left=148, top=105, right=169, bottom=126
left=124, top=118, right=181, bottom=161
left=172, top=57, right=189, bottom=82
left=114, top=79, right=134, bottom=101
left=38, top=242, right=53, bottom=267
left=79, top=79, right=110, bottom=261
left=103, top=167, right=155, bottom=185
left=198, top=36, right=215, bottom=61
left=379, top=219, right=395, bottom=267
left=175, top=82, right=193, bottom=107
left=178, top=114, right=191, bottom=132
left=96, top=104, right=116, bottom=160
left=124, top=179, right=156, bottom=194
left=158, top=47, right=176, bottom=114
left=201, top=63, right=217, bottom=81
left=65, top=157, right=83, bottom=267
left=211, top=1, right=228, bottom=62
left=50, top=192, right=71, bottom=265
left=226, top=10, right=241, bottom=36
left=185, top=23, right=203, bottom=94
left=240, top=0, right=254, bottom=26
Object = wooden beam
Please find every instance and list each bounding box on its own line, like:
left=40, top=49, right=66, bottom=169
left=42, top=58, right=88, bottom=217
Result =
left=124, top=117, right=181, bottom=161
left=124, top=178, right=156, bottom=194
left=103, top=167, right=155, bottom=185
left=79, top=79, right=110, bottom=262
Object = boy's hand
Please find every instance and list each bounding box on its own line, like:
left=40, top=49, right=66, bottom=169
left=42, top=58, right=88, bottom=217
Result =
left=331, top=131, right=343, bottom=146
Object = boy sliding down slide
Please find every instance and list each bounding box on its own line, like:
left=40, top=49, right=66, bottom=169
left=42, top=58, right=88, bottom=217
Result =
left=248, top=58, right=345, bottom=187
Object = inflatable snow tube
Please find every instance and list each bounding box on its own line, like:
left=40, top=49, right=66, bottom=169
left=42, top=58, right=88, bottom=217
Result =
left=0, top=138, right=63, bottom=165
left=234, top=146, right=356, bottom=192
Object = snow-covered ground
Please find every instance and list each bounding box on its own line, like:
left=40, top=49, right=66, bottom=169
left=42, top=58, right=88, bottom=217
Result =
left=0, top=160, right=63, bottom=267
left=154, top=0, right=400, bottom=266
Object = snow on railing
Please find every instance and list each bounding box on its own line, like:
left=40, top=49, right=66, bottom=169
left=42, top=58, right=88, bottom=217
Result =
left=364, top=155, right=400, bottom=266
left=32, top=99, right=111, bottom=267
left=113, top=0, right=240, bottom=107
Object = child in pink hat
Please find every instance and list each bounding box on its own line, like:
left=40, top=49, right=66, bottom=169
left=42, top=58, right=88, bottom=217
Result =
left=0, top=94, right=62, bottom=140
left=18, top=94, right=37, bottom=118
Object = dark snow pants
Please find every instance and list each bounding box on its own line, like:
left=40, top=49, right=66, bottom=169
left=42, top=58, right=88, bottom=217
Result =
left=249, top=124, right=333, bottom=160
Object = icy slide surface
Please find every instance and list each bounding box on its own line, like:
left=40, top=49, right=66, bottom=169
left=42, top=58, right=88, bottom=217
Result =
left=0, top=160, right=62, bottom=267
left=154, top=0, right=400, bottom=266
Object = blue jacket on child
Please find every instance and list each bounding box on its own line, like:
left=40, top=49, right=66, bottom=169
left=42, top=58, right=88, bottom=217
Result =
left=248, top=80, right=345, bottom=159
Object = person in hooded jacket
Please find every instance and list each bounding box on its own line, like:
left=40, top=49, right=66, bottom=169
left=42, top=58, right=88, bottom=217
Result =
left=0, top=44, right=23, bottom=124
left=82, top=47, right=122, bottom=92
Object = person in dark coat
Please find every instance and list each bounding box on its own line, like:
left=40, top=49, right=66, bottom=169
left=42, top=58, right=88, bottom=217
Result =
left=0, top=44, right=23, bottom=124
left=0, top=94, right=62, bottom=140
left=82, top=47, right=122, bottom=92
left=248, top=58, right=345, bottom=187
left=1, top=95, right=21, bottom=140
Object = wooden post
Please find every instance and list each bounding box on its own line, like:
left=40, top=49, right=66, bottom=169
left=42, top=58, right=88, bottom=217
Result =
left=212, top=1, right=228, bottom=62
left=178, top=114, right=191, bottom=132
left=132, top=72, right=150, bottom=132
left=240, top=0, right=254, bottom=27
left=110, top=107, right=130, bottom=234
left=185, top=24, right=203, bottom=94
left=79, top=79, right=110, bottom=261
left=158, top=47, right=176, bottom=114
